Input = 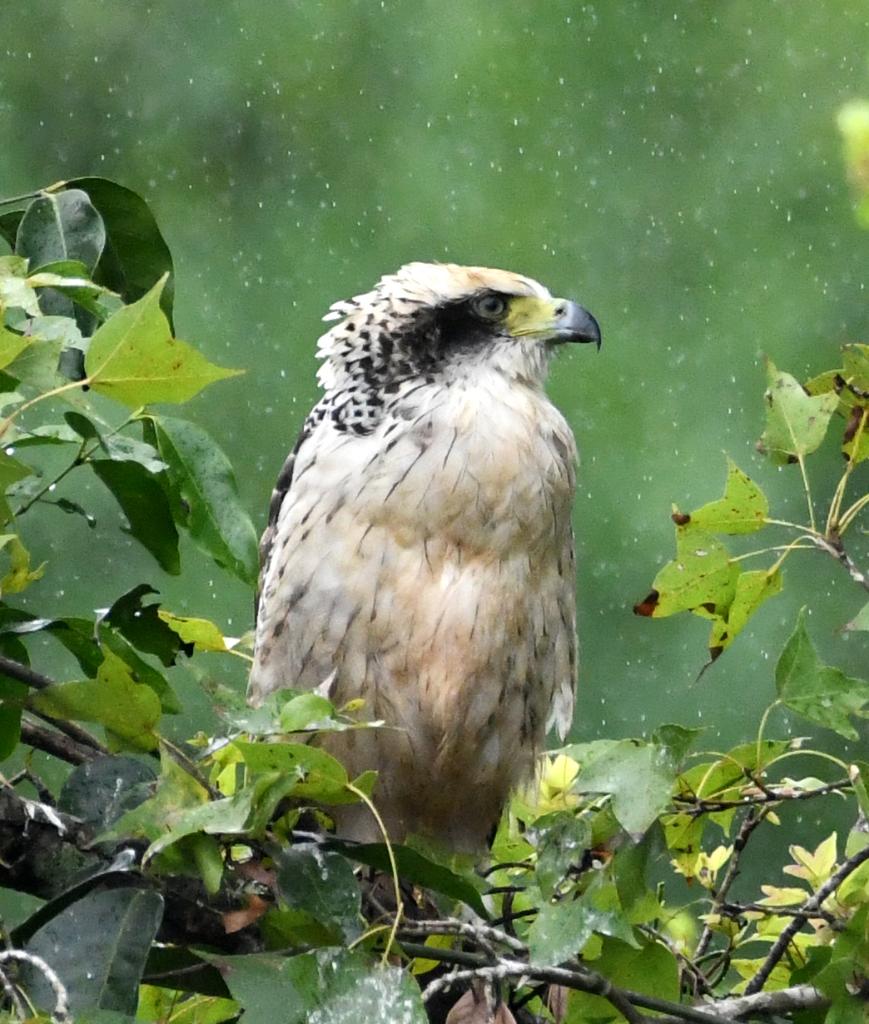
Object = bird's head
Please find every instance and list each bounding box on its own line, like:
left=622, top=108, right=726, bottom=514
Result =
left=315, top=262, right=600, bottom=392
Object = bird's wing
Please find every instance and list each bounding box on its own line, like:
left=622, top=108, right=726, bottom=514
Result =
left=546, top=527, right=578, bottom=742
left=254, top=422, right=310, bottom=621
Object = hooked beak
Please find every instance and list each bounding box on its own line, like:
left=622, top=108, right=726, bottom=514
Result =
left=506, top=295, right=602, bottom=350
left=552, top=300, right=602, bottom=349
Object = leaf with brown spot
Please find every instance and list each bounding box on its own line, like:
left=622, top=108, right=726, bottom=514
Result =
left=681, top=458, right=768, bottom=534
left=758, top=360, right=837, bottom=463
left=637, top=530, right=738, bottom=619
left=633, top=590, right=659, bottom=617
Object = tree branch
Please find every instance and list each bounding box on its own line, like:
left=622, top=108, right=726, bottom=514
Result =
left=675, top=779, right=851, bottom=813
left=694, top=809, right=766, bottom=961
left=19, top=720, right=98, bottom=765
left=0, top=653, right=109, bottom=756
left=745, top=843, right=869, bottom=994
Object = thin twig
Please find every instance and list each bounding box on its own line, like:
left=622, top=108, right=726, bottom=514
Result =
left=0, top=655, right=107, bottom=755
left=674, top=778, right=851, bottom=813
left=399, top=918, right=527, bottom=956
left=694, top=809, right=766, bottom=961
left=0, top=655, right=55, bottom=691
left=718, top=901, right=837, bottom=926
left=745, top=843, right=869, bottom=994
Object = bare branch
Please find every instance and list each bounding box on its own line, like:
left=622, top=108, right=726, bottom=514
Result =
left=0, top=654, right=55, bottom=691
left=694, top=809, right=766, bottom=961
left=675, top=779, right=851, bottom=813
left=19, top=719, right=98, bottom=765
left=745, top=843, right=869, bottom=994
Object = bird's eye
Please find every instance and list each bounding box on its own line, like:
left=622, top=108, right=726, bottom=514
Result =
left=471, top=293, right=508, bottom=320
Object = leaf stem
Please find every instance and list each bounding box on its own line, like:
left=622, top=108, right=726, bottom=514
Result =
left=763, top=518, right=822, bottom=537
left=729, top=543, right=813, bottom=563
left=825, top=406, right=867, bottom=535
left=693, top=808, right=767, bottom=960
left=344, top=780, right=402, bottom=965
left=0, top=379, right=91, bottom=441
left=838, top=491, right=869, bottom=533
left=754, top=702, right=780, bottom=776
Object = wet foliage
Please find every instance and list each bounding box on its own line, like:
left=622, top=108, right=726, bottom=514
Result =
left=0, top=180, right=865, bottom=1024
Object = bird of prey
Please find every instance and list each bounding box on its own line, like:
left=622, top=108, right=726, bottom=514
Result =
left=249, top=262, right=600, bottom=851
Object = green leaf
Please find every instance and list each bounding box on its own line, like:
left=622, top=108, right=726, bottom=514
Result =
left=0, top=449, right=33, bottom=490
left=157, top=610, right=228, bottom=652
left=136, top=987, right=238, bottom=1024
left=634, top=528, right=738, bottom=619
left=31, top=646, right=162, bottom=751
left=16, top=189, right=106, bottom=271
left=64, top=411, right=167, bottom=472
left=0, top=254, right=40, bottom=314
left=231, top=740, right=356, bottom=804
left=651, top=723, right=702, bottom=763
left=62, top=177, right=175, bottom=321
left=776, top=608, right=869, bottom=739
left=276, top=844, right=361, bottom=942
left=147, top=414, right=258, bottom=585
left=27, top=261, right=122, bottom=322
left=758, top=360, right=838, bottom=463
left=205, top=949, right=427, bottom=1024
left=23, top=887, right=162, bottom=1016
left=142, top=787, right=258, bottom=862
left=6, top=336, right=65, bottom=390
left=91, top=459, right=181, bottom=574
left=0, top=209, right=23, bottom=250
left=0, top=325, right=30, bottom=369
left=708, top=567, right=782, bottom=657
left=59, top=755, right=158, bottom=830
left=534, top=814, right=591, bottom=898
left=0, top=534, right=45, bottom=594
left=104, top=749, right=209, bottom=843
left=528, top=878, right=637, bottom=967
left=0, top=675, right=25, bottom=760
left=104, top=585, right=191, bottom=666
left=85, top=277, right=241, bottom=406
left=676, top=458, right=768, bottom=534
left=279, top=692, right=338, bottom=731
left=27, top=311, right=86, bottom=348
left=566, top=938, right=679, bottom=1023
left=329, top=838, right=488, bottom=916
left=844, top=602, right=869, bottom=632
left=842, top=342, right=869, bottom=393
left=565, top=738, right=680, bottom=836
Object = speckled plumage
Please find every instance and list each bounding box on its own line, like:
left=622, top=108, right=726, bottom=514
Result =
left=249, top=262, right=599, bottom=850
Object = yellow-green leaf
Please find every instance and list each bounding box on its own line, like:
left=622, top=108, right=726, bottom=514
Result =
left=677, top=458, right=768, bottom=534
left=635, top=529, right=738, bottom=619
left=31, top=646, right=161, bottom=751
left=0, top=325, right=30, bottom=370
left=157, top=610, right=228, bottom=652
left=0, top=534, right=45, bottom=594
left=708, top=568, right=782, bottom=656
left=0, top=255, right=40, bottom=315
left=758, top=885, right=810, bottom=907
left=759, top=360, right=838, bottom=463
left=85, top=276, right=242, bottom=406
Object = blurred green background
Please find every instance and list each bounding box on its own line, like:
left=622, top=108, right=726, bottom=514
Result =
left=1, top=0, right=867, bottom=759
